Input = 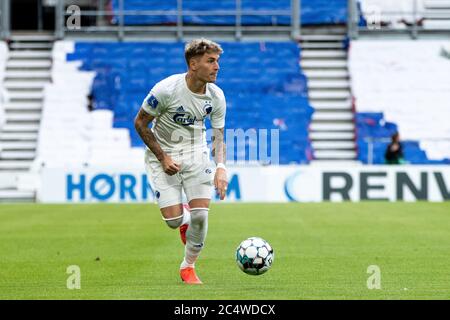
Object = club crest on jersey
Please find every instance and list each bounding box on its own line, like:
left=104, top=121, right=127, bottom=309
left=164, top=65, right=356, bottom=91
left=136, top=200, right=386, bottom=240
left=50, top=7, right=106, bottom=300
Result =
left=203, top=101, right=213, bottom=116
left=146, top=95, right=159, bottom=109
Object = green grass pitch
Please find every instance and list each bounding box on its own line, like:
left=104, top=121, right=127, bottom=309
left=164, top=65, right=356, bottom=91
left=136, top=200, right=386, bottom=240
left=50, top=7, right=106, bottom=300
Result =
left=0, top=202, right=449, bottom=299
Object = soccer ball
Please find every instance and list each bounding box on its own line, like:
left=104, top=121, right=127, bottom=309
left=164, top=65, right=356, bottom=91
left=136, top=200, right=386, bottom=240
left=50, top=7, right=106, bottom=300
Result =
left=235, top=237, right=274, bottom=275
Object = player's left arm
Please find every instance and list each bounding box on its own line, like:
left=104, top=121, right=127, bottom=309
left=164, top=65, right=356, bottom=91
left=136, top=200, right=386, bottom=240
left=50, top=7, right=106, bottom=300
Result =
left=212, top=127, right=228, bottom=200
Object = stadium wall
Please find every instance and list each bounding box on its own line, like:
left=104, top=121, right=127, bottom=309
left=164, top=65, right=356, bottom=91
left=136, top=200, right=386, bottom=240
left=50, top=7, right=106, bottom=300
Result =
left=38, top=165, right=450, bottom=203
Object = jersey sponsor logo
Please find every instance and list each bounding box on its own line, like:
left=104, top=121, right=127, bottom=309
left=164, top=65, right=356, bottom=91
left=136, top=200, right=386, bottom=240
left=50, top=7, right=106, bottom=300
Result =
left=173, top=113, right=197, bottom=126
left=176, top=106, right=185, bottom=112
left=146, top=95, right=159, bottom=109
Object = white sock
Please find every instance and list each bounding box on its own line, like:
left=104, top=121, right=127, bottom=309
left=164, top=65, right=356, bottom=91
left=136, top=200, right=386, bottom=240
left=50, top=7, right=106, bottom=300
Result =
left=180, top=258, right=194, bottom=270
left=181, top=206, right=191, bottom=225
left=184, top=207, right=209, bottom=265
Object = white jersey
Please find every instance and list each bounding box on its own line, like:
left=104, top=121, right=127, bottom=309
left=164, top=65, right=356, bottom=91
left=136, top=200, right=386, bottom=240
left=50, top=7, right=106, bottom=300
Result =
left=141, top=73, right=226, bottom=160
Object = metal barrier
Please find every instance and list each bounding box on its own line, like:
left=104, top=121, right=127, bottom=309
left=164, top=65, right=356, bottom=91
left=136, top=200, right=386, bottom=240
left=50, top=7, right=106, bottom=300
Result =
left=54, top=0, right=301, bottom=41
left=363, top=137, right=391, bottom=165
left=1, top=0, right=449, bottom=41
left=0, top=0, right=10, bottom=39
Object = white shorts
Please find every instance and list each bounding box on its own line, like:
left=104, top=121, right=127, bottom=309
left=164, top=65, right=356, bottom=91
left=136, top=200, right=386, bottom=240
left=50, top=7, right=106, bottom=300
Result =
left=144, top=149, right=215, bottom=208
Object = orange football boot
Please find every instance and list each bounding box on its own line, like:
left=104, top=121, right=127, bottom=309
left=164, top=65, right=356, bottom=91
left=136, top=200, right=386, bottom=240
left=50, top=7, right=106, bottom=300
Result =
left=180, top=267, right=203, bottom=284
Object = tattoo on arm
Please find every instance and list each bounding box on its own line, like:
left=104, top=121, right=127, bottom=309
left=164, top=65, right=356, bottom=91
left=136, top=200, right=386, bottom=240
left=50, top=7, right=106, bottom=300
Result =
left=212, top=128, right=226, bottom=165
left=134, top=109, right=166, bottom=162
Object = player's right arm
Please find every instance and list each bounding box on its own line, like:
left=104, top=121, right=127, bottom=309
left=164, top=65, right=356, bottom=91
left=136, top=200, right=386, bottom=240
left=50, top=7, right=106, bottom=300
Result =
left=134, top=109, right=180, bottom=175
left=135, top=87, right=180, bottom=176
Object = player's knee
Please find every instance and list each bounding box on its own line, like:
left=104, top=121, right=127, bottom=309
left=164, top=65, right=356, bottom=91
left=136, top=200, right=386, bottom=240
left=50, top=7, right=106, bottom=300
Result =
left=190, top=208, right=209, bottom=227
left=164, top=216, right=183, bottom=229
left=187, top=208, right=209, bottom=248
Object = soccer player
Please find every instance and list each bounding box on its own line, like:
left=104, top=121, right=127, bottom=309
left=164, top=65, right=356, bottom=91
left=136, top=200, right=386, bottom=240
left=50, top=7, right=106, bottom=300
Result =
left=134, top=39, right=228, bottom=284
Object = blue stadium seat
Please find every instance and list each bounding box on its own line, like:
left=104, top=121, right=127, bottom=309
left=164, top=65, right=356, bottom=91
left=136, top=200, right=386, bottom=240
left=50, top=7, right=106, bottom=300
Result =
left=109, top=0, right=347, bottom=26
left=301, top=0, right=348, bottom=25
left=356, top=112, right=437, bottom=164
left=68, top=41, right=313, bottom=163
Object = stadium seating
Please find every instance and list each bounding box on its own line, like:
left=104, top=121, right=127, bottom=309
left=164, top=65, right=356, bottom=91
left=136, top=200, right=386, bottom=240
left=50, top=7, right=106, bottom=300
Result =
left=350, top=40, right=450, bottom=164
left=66, top=41, right=314, bottom=164
left=109, top=0, right=348, bottom=26
left=301, top=0, right=348, bottom=25
left=33, top=41, right=145, bottom=168
left=0, top=42, right=7, bottom=131
left=356, top=112, right=426, bottom=164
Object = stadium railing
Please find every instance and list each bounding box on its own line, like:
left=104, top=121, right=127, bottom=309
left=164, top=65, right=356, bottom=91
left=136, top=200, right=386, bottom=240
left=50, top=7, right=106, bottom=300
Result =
left=0, top=0, right=349, bottom=41
left=53, top=0, right=301, bottom=40
left=0, top=0, right=351, bottom=41
left=0, top=0, right=9, bottom=39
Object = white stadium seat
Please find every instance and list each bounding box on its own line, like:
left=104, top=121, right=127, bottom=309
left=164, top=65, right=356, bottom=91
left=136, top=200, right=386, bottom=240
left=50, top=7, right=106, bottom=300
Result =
left=34, top=40, right=138, bottom=168
left=0, top=42, right=8, bottom=130
left=350, top=40, right=450, bottom=159
left=359, top=0, right=425, bottom=28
